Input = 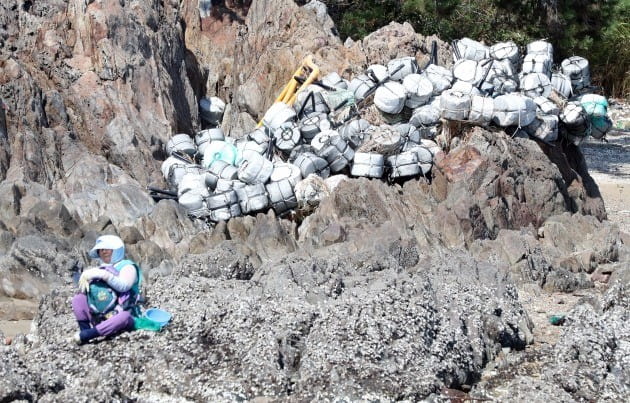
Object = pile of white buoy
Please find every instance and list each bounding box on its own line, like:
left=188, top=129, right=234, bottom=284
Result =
left=161, top=38, right=612, bottom=222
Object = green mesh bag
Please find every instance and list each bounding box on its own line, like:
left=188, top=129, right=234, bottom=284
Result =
left=322, top=90, right=355, bottom=111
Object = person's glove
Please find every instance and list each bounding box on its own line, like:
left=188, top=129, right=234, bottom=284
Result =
left=78, top=268, right=112, bottom=293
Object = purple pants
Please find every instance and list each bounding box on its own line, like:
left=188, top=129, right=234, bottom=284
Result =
left=71, top=294, right=134, bottom=337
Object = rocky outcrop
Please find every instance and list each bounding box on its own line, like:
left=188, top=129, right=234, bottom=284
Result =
left=471, top=277, right=630, bottom=402
left=0, top=0, right=626, bottom=401
left=0, top=243, right=533, bottom=401
left=297, top=127, right=606, bottom=253
left=0, top=0, right=194, bottom=187
left=470, top=212, right=623, bottom=292
left=545, top=282, right=630, bottom=401
left=0, top=0, right=606, bottom=276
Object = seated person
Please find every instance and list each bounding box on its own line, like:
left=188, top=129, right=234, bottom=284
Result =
left=70, top=235, right=141, bottom=344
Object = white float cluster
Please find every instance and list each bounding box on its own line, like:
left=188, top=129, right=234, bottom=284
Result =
left=160, top=38, right=612, bottom=222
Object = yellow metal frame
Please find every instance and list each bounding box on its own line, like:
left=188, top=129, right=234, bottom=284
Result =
left=258, top=55, right=319, bottom=127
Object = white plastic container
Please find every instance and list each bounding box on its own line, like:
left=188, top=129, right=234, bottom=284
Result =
left=469, top=96, right=494, bottom=125
left=199, top=96, right=226, bottom=126
left=269, top=162, right=302, bottom=188
left=387, top=56, right=418, bottom=80
left=166, top=134, right=196, bottom=156
left=313, top=132, right=354, bottom=172
left=295, top=90, right=330, bottom=117
left=490, top=41, right=520, bottom=66
left=440, top=90, right=471, bottom=121
left=247, top=126, right=272, bottom=151
left=520, top=73, right=552, bottom=98
left=261, top=102, right=296, bottom=131
left=348, top=74, right=377, bottom=101
left=452, top=59, right=491, bottom=87
left=525, top=115, right=559, bottom=142
left=293, top=152, right=330, bottom=179
left=208, top=159, right=239, bottom=181
left=551, top=73, right=573, bottom=99
left=195, top=128, right=224, bottom=155
left=410, top=104, right=441, bottom=127
left=423, top=65, right=453, bottom=95
left=235, top=183, right=269, bottom=214
left=533, top=96, right=560, bottom=116
left=374, top=81, right=407, bottom=114
left=161, top=157, right=203, bottom=188
left=561, top=56, right=591, bottom=90
left=351, top=152, right=384, bottom=178
left=339, top=118, right=371, bottom=149
left=214, top=178, right=246, bottom=193
left=560, top=101, right=589, bottom=134
left=266, top=179, right=298, bottom=215
left=321, top=72, right=348, bottom=90
left=409, top=145, right=433, bottom=175
left=450, top=80, right=482, bottom=97
left=235, top=141, right=266, bottom=167
left=387, top=152, right=421, bottom=178
left=300, top=113, right=332, bottom=142
left=237, top=152, right=274, bottom=185
left=522, top=54, right=552, bottom=77
left=403, top=74, right=434, bottom=109
left=177, top=172, right=210, bottom=198
left=526, top=40, right=554, bottom=60
left=206, top=190, right=241, bottom=222
left=274, top=122, right=301, bottom=152
left=492, top=94, right=537, bottom=127
left=366, top=64, right=389, bottom=82
left=202, top=140, right=237, bottom=168
left=454, top=38, right=489, bottom=61
left=178, top=192, right=205, bottom=211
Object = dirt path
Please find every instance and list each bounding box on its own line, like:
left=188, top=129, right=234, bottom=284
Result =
left=581, top=129, right=630, bottom=233
left=0, top=320, right=32, bottom=340
left=0, top=297, right=37, bottom=340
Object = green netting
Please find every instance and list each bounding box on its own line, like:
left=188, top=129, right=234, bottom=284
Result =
left=322, top=90, right=356, bottom=111
left=133, top=316, right=165, bottom=332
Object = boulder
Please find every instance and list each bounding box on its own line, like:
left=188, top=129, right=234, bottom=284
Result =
left=544, top=282, right=630, bottom=401
left=539, top=213, right=620, bottom=273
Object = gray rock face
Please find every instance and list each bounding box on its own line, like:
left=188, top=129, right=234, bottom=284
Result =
left=540, top=213, right=620, bottom=273
left=545, top=282, right=630, bottom=401
left=1, top=245, right=532, bottom=401
left=0, top=346, right=37, bottom=402
left=469, top=213, right=623, bottom=292
left=0, top=235, right=75, bottom=299
left=483, top=375, right=576, bottom=402
left=0, top=0, right=608, bottom=290
left=470, top=277, right=630, bottom=402
left=176, top=240, right=261, bottom=280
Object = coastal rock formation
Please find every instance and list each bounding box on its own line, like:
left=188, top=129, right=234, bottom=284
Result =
left=0, top=0, right=627, bottom=401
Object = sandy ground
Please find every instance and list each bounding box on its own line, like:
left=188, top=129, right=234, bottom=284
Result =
left=0, top=297, right=37, bottom=340
left=581, top=129, right=630, bottom=233
left=0, top=320, right=32, bottom=340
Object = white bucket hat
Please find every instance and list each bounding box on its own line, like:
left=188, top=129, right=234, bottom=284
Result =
left=88, top=235, right=125, bottom=263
